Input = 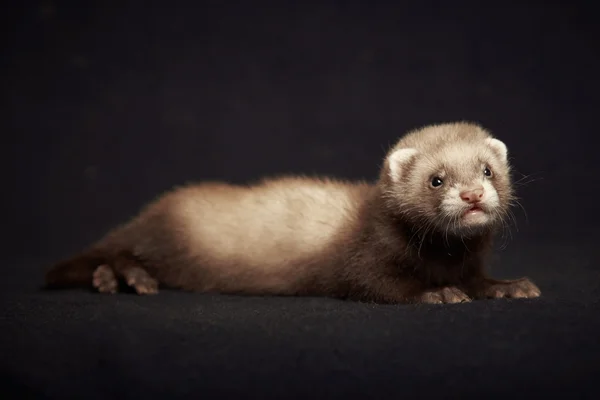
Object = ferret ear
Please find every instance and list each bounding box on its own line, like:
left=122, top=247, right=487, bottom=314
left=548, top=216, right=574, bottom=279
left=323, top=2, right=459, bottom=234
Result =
left=485, top=138, right=508, bottom=162
left=388, top=148, right=419, bottom=183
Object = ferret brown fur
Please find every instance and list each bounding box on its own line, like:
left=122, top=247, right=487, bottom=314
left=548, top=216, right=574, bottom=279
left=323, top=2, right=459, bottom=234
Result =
left=45, top=122, right=541, bottom=304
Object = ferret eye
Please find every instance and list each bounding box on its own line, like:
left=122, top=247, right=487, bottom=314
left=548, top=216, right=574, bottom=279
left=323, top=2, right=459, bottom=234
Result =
left=484, top=167, right=493, bottom=177
left=431, top=177, right=443, bottom=187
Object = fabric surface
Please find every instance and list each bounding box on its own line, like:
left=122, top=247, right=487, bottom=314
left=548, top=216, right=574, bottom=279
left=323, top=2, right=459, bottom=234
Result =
left=2, top=239, right=599, bottom=399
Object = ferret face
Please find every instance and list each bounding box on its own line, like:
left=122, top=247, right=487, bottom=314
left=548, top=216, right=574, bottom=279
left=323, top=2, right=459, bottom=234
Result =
left=385, top=131, right=513, bottom=237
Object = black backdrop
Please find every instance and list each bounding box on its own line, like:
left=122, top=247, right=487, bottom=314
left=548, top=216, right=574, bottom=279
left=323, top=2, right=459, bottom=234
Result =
left=2, top=1, right=599, bottom=399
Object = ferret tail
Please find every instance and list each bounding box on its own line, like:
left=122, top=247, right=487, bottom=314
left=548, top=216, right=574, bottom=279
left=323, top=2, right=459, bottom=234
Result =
left=44, top=250, right=108, bottom=289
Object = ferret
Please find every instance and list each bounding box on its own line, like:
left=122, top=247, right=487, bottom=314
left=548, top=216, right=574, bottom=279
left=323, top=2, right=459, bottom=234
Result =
left=44, top=122, right=541, bottom=304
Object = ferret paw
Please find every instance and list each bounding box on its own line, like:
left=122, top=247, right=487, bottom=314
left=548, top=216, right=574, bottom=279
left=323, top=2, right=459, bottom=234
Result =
left=483, top=278, right=541, bottom=299
left=92, top=264, right=118, bottom=294
left=122, top=267, right=159, bottom=295
left=419, top=286, right=471, bottom=304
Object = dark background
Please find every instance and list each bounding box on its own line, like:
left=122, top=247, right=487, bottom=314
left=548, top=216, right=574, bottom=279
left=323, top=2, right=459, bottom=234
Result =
left=2, top=1, right=599, bottom=399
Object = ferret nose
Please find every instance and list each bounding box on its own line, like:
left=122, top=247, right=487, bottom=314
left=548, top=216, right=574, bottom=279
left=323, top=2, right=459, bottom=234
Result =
left=460, top=187, right=484, bottom=203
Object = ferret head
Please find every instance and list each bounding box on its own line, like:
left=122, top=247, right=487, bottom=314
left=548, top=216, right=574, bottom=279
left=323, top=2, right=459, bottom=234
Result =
left=381, top=122, right=514, bottom=238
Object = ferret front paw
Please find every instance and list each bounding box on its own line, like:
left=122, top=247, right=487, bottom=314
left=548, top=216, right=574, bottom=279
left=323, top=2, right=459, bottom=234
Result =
left=482, top=278, right=541, bottom=299
left=419, top=286, right=471, bottom=304
left=93, top=264, right=118, bottom=294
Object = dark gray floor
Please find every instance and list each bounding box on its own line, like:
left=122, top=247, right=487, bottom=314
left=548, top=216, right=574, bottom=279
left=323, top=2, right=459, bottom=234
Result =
left=2, top=238, right=599, bottom=398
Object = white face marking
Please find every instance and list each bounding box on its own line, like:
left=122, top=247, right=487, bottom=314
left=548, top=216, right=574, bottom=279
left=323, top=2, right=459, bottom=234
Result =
left=481, top=179, right=500, bottom=208
left=441, top=186, right=463, bottom=214
left=440, top=177, right=501, bottom=228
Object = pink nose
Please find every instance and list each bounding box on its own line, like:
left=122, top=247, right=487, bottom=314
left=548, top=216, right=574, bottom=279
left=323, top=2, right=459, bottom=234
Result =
left=460, top=187, right=484, bottom=203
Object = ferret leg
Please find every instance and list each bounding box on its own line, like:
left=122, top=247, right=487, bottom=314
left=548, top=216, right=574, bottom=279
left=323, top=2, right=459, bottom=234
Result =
left=416, top=286, right=472, bottom=304
left=111, top=251, right=159, bottom=295
left=351, top=277, right=471, bottom=304
left=92, top=264, right=119, bottom=294
left=465, top=277, right=541, bottom=300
